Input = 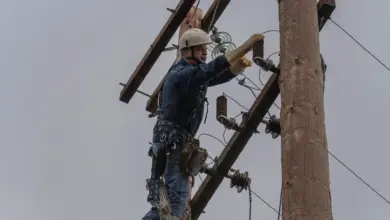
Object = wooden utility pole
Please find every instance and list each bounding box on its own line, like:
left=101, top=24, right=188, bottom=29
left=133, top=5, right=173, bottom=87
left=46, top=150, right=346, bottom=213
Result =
left=278, top=0, right=333, bottom=219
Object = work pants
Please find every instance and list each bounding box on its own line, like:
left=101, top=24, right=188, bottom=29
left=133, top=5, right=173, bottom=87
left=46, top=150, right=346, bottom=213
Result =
left=142, top=124, right=191, bottom=220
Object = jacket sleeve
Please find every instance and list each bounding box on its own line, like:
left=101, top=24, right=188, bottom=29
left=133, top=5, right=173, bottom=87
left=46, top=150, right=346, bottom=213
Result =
left=207, top=68, right=236, bottom=87
left=175, top=55, right=231, bottom=87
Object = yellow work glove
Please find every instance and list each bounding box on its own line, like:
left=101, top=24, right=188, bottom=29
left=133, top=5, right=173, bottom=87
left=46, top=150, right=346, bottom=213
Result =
left=229, top=56, right=252, bottom=75
left=239, top=56, right=252, bottom=67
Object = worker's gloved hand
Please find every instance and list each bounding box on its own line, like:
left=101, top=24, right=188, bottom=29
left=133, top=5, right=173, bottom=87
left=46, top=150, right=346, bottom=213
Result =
left=229, top=56, right=251, bottom=75
left=239, top=56, right=252, bottom=67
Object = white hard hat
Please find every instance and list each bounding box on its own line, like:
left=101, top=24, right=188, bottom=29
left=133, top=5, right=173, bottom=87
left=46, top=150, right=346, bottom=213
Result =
left=179, top=28, right=212, bottom=51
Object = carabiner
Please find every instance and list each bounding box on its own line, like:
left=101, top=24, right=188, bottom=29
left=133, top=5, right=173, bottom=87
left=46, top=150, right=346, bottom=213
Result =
left=160, top=132, right=167, bottom=142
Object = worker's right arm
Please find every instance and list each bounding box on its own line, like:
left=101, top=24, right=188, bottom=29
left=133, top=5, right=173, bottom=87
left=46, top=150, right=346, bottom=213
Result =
left=175, top=33, right=264, bottom=86
left=175, top=55, right=231, bottom=86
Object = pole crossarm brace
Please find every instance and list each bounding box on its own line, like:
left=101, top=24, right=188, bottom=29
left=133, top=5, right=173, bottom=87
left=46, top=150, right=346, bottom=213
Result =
left=119, top=0, right=196, bottom=103
left=145, top=0, right=232, bottom=113
left=191, top=73, right=280, bottom=220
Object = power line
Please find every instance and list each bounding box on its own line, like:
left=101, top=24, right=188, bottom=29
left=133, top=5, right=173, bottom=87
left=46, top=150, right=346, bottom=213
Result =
left=250, top=189, right=279, bottom=214
left=329, top=18, right=390, bottom=71
left=223, top=92, right=249, bottom=111
left=198, top=50, right=390, bottom=218
left=199, top=90, right=390, bottom=211
left=196, top=132, right=280, bottom=217
left=277, top=187, right=282, bottom=220
left=328, top=150, right=390, bottom=204
left=248, top=185, right=252, bottom=220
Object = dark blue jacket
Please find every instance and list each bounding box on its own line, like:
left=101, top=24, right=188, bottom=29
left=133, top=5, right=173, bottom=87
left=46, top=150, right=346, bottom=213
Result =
left=158, top=55, right=235, bottom=136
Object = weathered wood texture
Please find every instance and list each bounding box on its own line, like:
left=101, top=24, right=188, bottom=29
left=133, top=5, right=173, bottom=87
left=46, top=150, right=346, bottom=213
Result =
left=278, top=0, right=333, bottom=219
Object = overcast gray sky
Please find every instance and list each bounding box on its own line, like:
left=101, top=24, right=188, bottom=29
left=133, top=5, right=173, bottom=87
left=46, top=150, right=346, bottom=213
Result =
left=1, top=0, right=389, bottom=219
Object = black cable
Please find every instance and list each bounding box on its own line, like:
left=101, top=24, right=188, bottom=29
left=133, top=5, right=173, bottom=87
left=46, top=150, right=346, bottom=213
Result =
left=222, top=128, right=228, bottom=144
left=250, top=189, right=279, bottom=214
left=222, top=112, right=244, bottom=144
left=261, top=29, right=280, bottom=35
left=236, top=78, right=260, bottom=97
left=329, top=18, right=389, bottom=72
left=258, top=51, right=279, bottom=87
left=277, top=187, right=282, bottom=220
left=248, top=185, right=252, bottom=220
left=223, top=93, right=249, bottom=111
left=237, top=74, right=261, bottom=90
left=195, top=133, right=281, bottom=217
left=198, top=132, right=226, bottom=147
left=328, top=150, right=390, bottom=204
left=247, top=87, right=257, bottom=98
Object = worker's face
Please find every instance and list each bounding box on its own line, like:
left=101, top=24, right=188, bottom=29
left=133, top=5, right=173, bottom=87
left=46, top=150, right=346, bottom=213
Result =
left=183, top=45, right=208, bottom=63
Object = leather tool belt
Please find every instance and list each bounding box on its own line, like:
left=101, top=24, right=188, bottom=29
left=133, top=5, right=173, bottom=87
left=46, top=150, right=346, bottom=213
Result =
left=179, top=138, right=208, bottom=176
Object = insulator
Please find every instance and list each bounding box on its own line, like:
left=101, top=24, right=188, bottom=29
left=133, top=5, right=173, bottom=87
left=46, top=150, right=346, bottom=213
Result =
left=265, top=115, right=281, bottom=139
left=211, top=42, right=236, bottom=59
left=210, top=31, right=232, bottom=46
left=262, top=59, right=274, bottom=72
left=230, top=170, right=251, bottom=193
left=252, top=39, right=264, bottom=61
left=216, top=95, right=227, bottom=119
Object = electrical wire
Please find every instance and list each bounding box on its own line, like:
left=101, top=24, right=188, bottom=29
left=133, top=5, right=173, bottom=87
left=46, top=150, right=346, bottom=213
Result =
left=236, top=77, right=259, bottom=97
left=222, top=128, right=228, bottom=144
left=258, top=51, right=281, bottom=111
left=198, top=132, right=226, bottom=147
left=198, top=119, right=390, bottom=216
left=259, top=23, right=390, bottom=205
left=261, top=29, right=280, bottom=35
left=223, top=93, right=249, bottom=111
left=258, top=51, right=279, bottom=87
left=250, top=189, right=279, bottom=214
left=248, top=185, right=252, bottom=220
left=329, top=18, right=390, bottom=72
left=328, top=149, right=390, bottom=204
left=196, top=21, right=390, bottom=219
left=196, top=132, right=281, bottom=217
left=277, top=186, right=282, bottom=220
left=204, top=66, right=387, bottom=214
left=222, top=112, right=244, bottom=144
left=237, top=74, right=261, bottom=90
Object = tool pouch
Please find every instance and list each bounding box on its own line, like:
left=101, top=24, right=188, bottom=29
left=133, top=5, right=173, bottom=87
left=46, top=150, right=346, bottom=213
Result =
left=179, top=139, right=208, bottom=176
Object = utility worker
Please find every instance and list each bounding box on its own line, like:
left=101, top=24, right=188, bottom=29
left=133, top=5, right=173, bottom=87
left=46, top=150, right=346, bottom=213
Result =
left=142, top=28, right=264, bottom=220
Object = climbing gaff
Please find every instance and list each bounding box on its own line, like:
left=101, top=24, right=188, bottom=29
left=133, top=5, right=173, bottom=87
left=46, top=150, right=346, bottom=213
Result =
left=146, top=178, right=172, bottom=219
